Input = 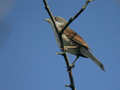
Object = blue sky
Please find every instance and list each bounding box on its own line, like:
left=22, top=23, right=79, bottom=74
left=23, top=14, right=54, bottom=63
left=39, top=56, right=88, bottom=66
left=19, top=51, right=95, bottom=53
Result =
left=0, top=0, right=120, bottom=90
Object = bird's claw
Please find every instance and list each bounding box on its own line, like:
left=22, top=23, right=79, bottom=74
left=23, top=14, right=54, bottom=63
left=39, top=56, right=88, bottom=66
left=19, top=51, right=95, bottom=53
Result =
left=68, top=64, right=75, bottom=71
left=70, top=64, right=75, bottom=68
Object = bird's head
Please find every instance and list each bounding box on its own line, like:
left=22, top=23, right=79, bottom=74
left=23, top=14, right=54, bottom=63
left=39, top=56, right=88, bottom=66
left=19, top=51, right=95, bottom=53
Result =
left=45, top=16, right=67, bottom=32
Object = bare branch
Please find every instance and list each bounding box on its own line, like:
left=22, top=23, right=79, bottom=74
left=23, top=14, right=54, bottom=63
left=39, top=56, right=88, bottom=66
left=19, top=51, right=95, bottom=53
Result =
left=43, top=0, right=59, bottom=37
left=60, top=0, right=93, bottom=34
left=43, top=0, right=76, bottom=90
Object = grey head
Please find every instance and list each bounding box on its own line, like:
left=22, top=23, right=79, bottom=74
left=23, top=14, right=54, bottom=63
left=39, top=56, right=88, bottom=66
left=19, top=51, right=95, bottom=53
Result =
left=45, top=16, right=67, bottom=26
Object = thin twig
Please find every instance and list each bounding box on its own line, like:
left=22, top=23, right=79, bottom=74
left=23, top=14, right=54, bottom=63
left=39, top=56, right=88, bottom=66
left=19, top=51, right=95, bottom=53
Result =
left=60, top=0, right=93, bottom=35
left=43, top=0, right=59, bottom=37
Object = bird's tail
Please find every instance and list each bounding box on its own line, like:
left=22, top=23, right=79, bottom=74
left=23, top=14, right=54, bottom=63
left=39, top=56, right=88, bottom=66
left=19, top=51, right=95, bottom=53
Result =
left=80, top=47, right=105, bottom=71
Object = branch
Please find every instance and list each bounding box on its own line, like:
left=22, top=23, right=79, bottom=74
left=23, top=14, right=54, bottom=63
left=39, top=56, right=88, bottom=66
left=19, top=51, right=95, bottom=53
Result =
left=43, top=0, right=59, bottom=37
left=43, top=0, right=75, bottom=90
left=60, top=0, right=93, bottom=34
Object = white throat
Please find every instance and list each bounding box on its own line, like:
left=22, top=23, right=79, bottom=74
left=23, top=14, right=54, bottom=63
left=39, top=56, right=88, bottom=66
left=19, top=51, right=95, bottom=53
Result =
left=49, top=21, right=64, bottom=47
left=50, top=21, right=64, bottom=32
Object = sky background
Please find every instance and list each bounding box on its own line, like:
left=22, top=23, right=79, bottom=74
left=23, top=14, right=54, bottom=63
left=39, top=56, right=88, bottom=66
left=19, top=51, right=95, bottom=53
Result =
left=0, top=0, right=120, bottom=90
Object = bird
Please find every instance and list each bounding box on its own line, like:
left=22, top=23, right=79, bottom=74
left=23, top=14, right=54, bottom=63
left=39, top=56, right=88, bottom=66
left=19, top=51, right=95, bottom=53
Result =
left=45, top=16, right=105, bottom=71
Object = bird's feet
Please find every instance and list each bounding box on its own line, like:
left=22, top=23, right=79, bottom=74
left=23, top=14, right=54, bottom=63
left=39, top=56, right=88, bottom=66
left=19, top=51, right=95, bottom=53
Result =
left=70, top=64, right=75, bottom=68
left=68, top=64, right=75, bottom=71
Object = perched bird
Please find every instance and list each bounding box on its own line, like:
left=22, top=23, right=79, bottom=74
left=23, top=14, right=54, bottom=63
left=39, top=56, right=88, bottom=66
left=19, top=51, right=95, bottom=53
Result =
left=45, top=16, right=104, bottom=71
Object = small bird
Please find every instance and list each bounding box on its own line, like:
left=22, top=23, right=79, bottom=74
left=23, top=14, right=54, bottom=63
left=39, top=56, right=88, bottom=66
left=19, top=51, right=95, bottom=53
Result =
left=45, top=16, right=105, bottom=71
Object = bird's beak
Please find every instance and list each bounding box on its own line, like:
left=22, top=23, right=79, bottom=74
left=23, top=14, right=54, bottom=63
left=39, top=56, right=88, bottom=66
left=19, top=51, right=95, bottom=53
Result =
left=44, top=18, right=50, bottom=23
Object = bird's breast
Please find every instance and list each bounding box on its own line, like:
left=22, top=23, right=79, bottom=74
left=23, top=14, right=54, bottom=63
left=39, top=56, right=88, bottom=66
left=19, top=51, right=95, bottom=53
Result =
left=62, top=34, right=71, bottom=45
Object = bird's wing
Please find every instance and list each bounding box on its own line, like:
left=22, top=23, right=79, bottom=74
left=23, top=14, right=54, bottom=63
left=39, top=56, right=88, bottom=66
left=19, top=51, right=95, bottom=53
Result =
left=63, top=27, right=89, bottom=49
